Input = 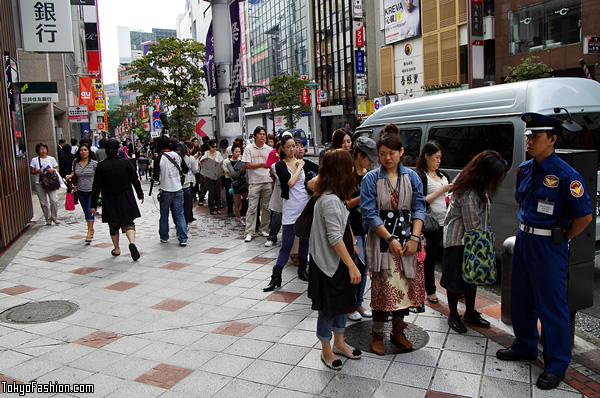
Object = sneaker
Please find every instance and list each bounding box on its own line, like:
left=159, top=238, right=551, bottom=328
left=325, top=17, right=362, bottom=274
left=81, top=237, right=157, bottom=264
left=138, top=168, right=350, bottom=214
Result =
left=259, top=231, right=269, bottom=237
left=160, top=238, right=168, bottom=243
left=237, top=218, right=246, bottom=227
left=179, top=241, right=187, bottom=247
left=348, top=311, right=362, bottom=321
left=244, top=234, right=252, bottom=242
left=52, top=218, right=61, bottom=225
left=264, top=240, right=274, bottom=247
left=45, top=220, right=52, bottom=226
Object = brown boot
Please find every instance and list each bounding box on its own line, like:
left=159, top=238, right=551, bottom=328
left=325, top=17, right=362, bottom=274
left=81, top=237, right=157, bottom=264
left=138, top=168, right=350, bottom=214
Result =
left=370, top=331, right=386, bottom=355
left=390, top=320, right=413, bottom=351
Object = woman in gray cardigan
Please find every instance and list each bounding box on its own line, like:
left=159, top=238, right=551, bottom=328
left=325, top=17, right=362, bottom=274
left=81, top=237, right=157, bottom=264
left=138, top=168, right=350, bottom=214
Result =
left=308, top=149, right=362, bottom=371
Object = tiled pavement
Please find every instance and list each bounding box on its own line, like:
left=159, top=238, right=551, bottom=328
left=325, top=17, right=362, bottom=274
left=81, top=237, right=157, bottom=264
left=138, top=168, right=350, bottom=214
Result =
left=0, top=181, right=599, bottom=397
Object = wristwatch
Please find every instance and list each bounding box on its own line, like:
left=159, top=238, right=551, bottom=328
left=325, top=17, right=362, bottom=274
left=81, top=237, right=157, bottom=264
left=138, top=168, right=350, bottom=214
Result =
left=409, top=234, right=421, bottom=243
left=386, top=236, right=396, bottom=243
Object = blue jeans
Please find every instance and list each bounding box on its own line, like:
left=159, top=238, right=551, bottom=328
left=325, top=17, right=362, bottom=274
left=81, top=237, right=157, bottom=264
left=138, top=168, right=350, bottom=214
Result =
left=355, top=236, right=368, bottom=307
left=316, top=311, right=348, bottom=342
left=275, top=224, right=308, bottom=268
left=183, top=185, right=193, bottom=222
left=159, top=189, right=188, bottom=243
left=77, top=190, right=94, bottom=221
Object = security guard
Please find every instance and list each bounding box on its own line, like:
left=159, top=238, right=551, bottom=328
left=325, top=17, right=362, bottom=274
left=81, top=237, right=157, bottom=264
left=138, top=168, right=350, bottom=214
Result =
left=496, top=112, right=593, bottom=390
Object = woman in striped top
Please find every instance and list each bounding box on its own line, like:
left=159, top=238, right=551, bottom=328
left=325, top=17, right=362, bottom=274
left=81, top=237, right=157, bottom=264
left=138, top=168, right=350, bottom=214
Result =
left=68, top=143, right=98, bottom=244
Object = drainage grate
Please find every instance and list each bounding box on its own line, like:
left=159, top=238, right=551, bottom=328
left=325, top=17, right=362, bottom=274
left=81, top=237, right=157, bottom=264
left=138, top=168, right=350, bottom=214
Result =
left=0, top=300, right=79, bottom=324
left=344, top=320, right=429, bottom=355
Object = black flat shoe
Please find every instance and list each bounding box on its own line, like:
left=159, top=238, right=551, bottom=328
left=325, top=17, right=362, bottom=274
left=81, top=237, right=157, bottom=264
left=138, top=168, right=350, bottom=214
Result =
left=496, top=348, right=537, bottom=362
left=463, top=311, right=491, bottom=328
left=427, top=296, right=439, bottom=304
left=409, top=303, right=425, bottom=313
left=536, top=372, right=564, bottom=390
left=448, top=315, right=467, bottom=334
left=111, top=249, right=120, bottom=256
left=129, top=243, right=140, bottom=261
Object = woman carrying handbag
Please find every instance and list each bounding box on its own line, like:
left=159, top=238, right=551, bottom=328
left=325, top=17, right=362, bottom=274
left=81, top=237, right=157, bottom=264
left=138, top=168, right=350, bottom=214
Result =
left=441, top=150, right=507, bottom=333
left=30, top=142, right=61, bottom=225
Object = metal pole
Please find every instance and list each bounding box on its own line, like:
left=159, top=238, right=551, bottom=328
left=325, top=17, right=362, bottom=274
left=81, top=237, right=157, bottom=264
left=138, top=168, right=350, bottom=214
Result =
left=310, top=85, right=317, bottom=155
left=271, top=100, right=275, bottom=135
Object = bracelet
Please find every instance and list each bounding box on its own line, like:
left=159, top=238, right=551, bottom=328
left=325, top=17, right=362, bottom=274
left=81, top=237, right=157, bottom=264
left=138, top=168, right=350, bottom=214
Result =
left=386, top=236, right=396, bottom=243
left=409, top=235, right=420, bottom=243
left=353, top=240, right=358, bottom=245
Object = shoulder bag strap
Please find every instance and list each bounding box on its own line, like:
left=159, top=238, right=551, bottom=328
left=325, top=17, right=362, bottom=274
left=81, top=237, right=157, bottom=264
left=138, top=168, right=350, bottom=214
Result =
left=164, top=152, right=183, bottom=176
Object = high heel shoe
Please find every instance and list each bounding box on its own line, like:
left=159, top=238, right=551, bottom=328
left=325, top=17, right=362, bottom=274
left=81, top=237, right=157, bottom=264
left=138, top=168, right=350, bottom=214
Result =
left=297, top=259, right=309, bottom=281
left=85, top=232, right=94, bottom=245
left=263, top=267, right=283, bottom=292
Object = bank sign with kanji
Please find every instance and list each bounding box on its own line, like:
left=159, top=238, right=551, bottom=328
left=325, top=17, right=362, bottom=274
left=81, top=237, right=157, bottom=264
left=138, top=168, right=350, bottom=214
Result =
left=20, top=0, right=74, bottom=53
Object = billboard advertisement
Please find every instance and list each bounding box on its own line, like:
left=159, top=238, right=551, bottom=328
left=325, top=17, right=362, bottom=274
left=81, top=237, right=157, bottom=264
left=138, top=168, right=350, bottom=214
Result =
left=384, top=0, right=421, bottom=45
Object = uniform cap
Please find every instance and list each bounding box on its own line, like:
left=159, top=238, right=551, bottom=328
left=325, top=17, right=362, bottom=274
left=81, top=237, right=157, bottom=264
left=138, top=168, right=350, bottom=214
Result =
left=521, top=112, right=564, bottom=136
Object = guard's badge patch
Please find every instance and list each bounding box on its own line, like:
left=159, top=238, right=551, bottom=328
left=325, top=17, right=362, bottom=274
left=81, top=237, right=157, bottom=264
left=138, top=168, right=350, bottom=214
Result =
left=543, top=175, right=559, bottom=188
left=570, top=181, right=584, bottom=197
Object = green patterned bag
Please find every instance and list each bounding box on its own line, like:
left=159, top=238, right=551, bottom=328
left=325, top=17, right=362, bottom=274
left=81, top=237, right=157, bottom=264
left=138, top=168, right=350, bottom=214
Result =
left=462, top=203, right=497, bottom=285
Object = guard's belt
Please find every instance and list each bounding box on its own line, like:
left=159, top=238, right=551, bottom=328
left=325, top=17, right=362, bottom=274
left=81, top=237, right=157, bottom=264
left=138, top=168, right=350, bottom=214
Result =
left=519, top=222, right=552, bottom=236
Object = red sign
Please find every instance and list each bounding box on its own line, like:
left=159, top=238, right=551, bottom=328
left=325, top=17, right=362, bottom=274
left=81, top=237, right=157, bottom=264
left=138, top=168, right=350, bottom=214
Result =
left=79, top=77, right=94, bottom=110
left=355, top=22, right=364, bottom=47
left=301, top=89, right=309, bottom=107
left=141, top=105, right=145, bottom=118
left=87, top=51, right=100, bottom=76
left=195, top=119, right=208, bottom=137
left=472, top=40, right=484, bottom=46
left=97, top=123, right=105, bottom=130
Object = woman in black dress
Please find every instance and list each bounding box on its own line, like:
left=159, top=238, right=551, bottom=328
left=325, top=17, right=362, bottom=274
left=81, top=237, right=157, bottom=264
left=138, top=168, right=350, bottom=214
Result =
left=308, top=149, right=362, bottom=371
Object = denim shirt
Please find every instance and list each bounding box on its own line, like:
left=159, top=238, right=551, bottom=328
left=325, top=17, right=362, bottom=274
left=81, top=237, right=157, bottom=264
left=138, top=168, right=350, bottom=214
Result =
left=360, top=164, right=426, bottom=232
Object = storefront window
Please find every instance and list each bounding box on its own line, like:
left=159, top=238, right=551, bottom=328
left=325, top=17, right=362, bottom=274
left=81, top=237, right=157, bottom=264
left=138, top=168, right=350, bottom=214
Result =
left=508, top=0, right=581, bottom=55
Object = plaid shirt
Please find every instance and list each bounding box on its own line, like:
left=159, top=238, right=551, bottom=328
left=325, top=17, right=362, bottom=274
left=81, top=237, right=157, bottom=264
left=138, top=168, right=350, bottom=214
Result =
left=443, top=191, right=485, bottom=247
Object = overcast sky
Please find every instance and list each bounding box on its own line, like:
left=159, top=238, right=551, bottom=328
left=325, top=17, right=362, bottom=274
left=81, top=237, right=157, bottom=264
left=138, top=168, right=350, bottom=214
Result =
left=97, top=0, right=186, bottom=85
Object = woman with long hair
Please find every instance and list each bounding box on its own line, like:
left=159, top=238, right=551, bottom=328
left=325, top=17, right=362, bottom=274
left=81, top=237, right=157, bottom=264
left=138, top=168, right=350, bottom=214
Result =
left=441, top=150, right=507, bottom=333
left=319, top=128, right=352, bottom=162
left=30, top=142, right=61, bottom=226
left=361, top=134, right=426, bottom=355
left=227, top=144, right=248, bottom=226
left=263, top=134, right=318, bottom=291
left=68, top=143, right=98, bottom=243
left=415, top=141, right=452, bottom=307
left=308, top=149, right=362, bottom=370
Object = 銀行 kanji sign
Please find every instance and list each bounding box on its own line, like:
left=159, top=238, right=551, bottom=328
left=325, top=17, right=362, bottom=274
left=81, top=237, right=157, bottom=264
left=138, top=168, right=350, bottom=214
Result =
left=20, top=0, right=74, bottom=53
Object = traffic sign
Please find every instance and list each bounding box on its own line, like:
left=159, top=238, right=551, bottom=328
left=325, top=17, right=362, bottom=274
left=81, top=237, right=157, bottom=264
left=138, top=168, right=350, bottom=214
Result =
left=153, top=120, right=162, bottom=130
left=374, top=98, right=381, bottom=110
left=152, top=110, right=160, bottom=119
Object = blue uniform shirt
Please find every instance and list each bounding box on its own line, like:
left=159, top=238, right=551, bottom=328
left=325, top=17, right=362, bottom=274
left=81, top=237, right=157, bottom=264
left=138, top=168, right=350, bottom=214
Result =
left=516, top=152, right=593, bottom=228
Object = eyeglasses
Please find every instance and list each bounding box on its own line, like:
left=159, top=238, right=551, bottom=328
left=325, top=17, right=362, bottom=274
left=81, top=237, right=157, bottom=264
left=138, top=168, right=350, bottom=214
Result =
left=211, top=145, right=217, bottom=148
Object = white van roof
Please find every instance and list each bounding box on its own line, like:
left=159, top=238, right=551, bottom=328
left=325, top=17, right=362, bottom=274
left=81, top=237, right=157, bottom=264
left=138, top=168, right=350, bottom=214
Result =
left=360, top=78, right=600, bottom=126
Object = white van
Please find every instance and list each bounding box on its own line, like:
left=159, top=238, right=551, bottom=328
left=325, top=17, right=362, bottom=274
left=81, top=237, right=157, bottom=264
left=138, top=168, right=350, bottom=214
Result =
left=355, top=78, right=600, bottom=255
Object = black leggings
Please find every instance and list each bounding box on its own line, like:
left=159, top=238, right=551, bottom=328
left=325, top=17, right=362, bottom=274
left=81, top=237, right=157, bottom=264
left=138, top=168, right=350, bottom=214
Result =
left=447, top=286, right=477, bottom=317
left=372, top=308, right=409, bottom=322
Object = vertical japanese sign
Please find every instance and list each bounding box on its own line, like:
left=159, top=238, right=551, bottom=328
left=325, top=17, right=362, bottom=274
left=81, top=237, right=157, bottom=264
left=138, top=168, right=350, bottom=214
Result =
left=353, top=0, right=363, bottom=18
left=79, top=77, right=94, bottom=109
left=355, top=50, right=365, bottom=75
left=204, top=24, right=217, bottom=97
left=469, top=0, right=484, bottom=86
left=229, top=0, right=241, bottom=108
left=239, top=2, right=248, bottom=87
left=20, top=0, right=74, bottom=52
left=354, top=22, right=364, bottom=48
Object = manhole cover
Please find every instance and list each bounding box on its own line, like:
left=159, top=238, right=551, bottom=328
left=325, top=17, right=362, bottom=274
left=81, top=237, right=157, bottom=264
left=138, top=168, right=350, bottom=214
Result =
left=345, top=320, right=429, bottom=355
left=0, top=300, right=79, bottom=324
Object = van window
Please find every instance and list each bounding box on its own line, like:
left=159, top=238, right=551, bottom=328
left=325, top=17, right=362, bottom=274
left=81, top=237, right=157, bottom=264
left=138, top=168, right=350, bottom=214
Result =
left=428, top=124, right=514, bottom=169
left=555, top=112, right=600, bottom=169
left=354, top=128, right=422, bottom=167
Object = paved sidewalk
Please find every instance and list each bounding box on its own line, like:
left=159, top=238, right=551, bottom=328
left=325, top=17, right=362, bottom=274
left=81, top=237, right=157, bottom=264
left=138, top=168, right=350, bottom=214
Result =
left=0, top=181, right=599, bottom=397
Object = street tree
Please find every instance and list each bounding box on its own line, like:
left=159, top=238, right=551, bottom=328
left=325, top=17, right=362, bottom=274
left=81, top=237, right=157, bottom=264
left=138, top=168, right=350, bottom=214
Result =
left=126, top=37, right=206, bottom=138
left=269, top=72, right=310, bottom=131
left=504, top=56, right=553, bottom=83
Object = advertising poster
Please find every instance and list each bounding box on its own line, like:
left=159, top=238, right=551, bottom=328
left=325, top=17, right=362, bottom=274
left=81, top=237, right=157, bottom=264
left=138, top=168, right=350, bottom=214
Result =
left=384, top=0, right=421, bottom=45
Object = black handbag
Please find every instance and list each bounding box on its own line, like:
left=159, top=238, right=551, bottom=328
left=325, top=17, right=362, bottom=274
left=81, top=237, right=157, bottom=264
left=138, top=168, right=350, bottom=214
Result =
left=379, top=209, right=412, bottom=252
left=294, top=196, right=316, bottom=239
left=422, top=209, right=441, bottom=232
left=39, top=158, right=60, bottom=191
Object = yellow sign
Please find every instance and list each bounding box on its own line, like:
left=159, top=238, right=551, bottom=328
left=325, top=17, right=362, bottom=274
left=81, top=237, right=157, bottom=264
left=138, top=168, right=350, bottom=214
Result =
left=358, top=99, right=367, bottom=115
left=92, top=78, right=103, bottom=91
left=367, top=99, right=375, bottom=115
left=95, top=100, right=105, bottom=111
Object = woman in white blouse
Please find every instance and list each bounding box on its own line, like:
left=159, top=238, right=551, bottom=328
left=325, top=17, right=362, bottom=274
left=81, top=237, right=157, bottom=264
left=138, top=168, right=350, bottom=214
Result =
left=30, top=142, right=61, bottom=226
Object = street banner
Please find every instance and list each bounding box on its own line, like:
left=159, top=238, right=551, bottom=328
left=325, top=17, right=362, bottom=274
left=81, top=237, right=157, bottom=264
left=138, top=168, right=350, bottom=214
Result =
left=301, top=89, right=310, bottom=107
left=85, top=23, right=98, bottom=51
left=79, top=77, right=94, bottom=110
left=21, top=0, right=74, bottom=52
left=384, top=0, right=421, bottom=45
left=86, top=51, right=100, bottom=76
left=230, top=0, right=241, bottom=107
left=204, top=24, right=217, bottom=97
left=353, top=0, right=363, bottom=18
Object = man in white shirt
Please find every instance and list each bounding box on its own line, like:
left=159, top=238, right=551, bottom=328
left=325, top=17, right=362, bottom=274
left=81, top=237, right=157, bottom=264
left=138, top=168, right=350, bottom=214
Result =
left=152, top=136, right=189, bottom=246
left=401, top=0, right=420, bottom=39
left=241, top=126, right=273, bottom=242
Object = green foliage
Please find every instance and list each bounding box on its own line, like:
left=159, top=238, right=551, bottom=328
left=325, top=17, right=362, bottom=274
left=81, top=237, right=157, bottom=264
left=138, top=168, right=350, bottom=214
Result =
left=106, top=109, right=125, bottom=133
left=504, top=56, right=553, bottom=83
left=269, top=73, right=310, bottom=130
left=125, top=37, right=206, bottom=139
